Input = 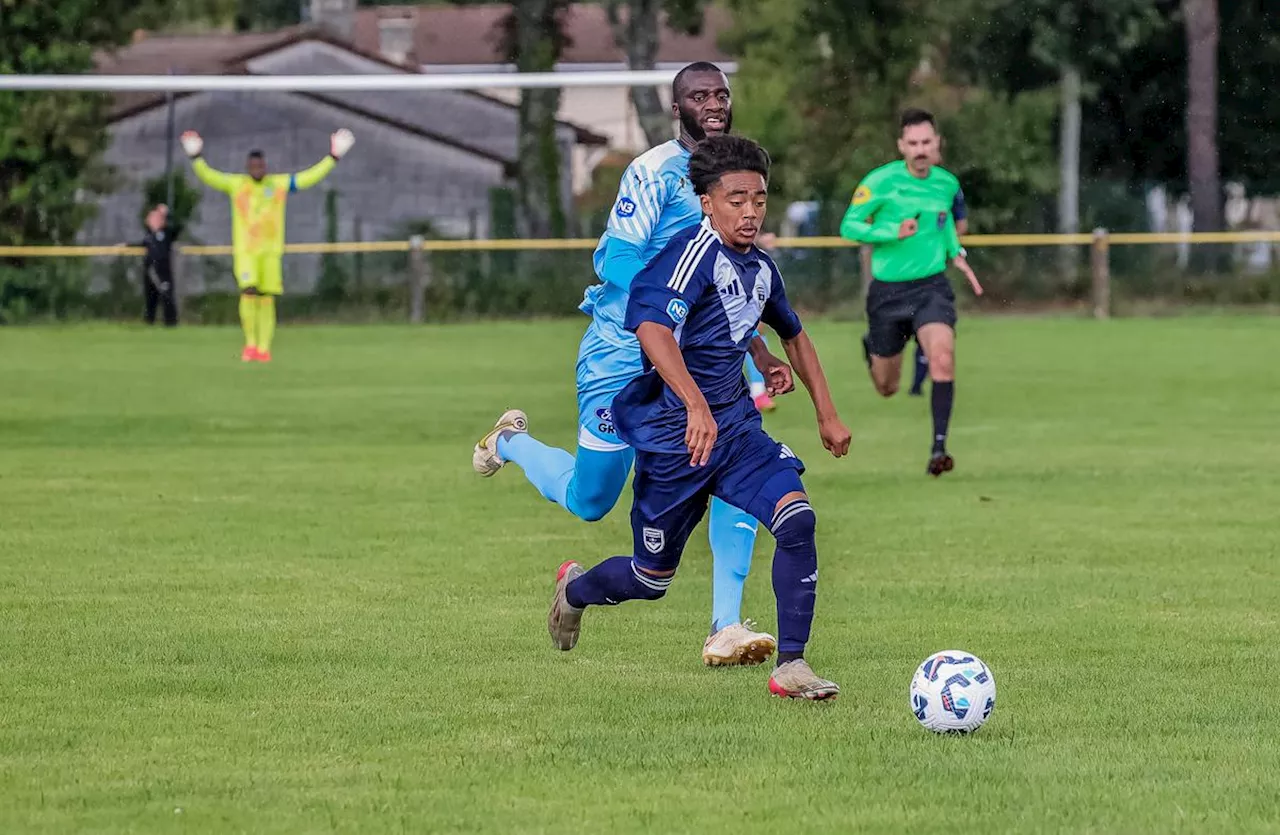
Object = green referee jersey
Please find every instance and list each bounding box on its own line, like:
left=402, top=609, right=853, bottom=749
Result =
left=839, top=160, right=962, bottom=282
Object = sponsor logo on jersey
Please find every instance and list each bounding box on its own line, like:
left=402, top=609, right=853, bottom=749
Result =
left=595, top=407, right=615, bottom=435
left=616, top=197, right=637, bottom=218
left=666, top=298, right=689, bottom=324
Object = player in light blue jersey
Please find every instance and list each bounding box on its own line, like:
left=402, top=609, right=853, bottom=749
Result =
left=473, top=63, right=793, bottom=667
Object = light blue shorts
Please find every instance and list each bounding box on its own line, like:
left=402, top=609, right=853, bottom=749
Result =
left=575, top=323, right=643, bottom=454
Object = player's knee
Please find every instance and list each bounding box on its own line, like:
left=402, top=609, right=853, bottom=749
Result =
left=567, top=477, right=624, bottom=522
left=630, top=560, right=673, bottom=600
left=770, top=496, right=816, bottom=548
left=929, top=349, right=955, bottom=381
left=874, top=376, right=899, bottom=398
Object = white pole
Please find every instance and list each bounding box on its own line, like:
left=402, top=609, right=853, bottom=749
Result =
left=0, top=70, right=686, bottom=92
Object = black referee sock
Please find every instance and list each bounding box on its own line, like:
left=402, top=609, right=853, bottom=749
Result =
left=931, top=381, right=954, bottom=452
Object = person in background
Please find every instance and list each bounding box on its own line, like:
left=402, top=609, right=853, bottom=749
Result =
left=909, top=186, right=968, bottom=395
left=121, top=203, right=180, bottom=328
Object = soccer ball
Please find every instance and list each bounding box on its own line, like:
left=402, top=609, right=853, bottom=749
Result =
left=909, top=650, right=996, bottom=734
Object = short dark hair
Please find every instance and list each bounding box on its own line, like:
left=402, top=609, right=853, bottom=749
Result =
left=900, top=108, right=937, bottom=133
left=247, top=150, right=265, bottom=160
left=688, top=135, right=770, bottom=196
left=673, top=61, right=725, bottom=99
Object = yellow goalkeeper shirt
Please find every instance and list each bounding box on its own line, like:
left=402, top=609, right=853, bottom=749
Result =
left=191, top=156, right=336, bottom=259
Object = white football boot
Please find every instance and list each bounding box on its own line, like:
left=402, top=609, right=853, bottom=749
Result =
left=702, top=620, right=777, bottom=667
left=768, top=659, right=840, bottom=701
left=472, top=409, right=528, bottom=476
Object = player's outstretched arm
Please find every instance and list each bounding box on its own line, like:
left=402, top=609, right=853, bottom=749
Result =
left=635, top=322, right=717, bottom=467
left=291, top=130, right=354, bottom=192
left=781, top=331, right=851, bottom=458
left=181, top=131, right=237, bottom=194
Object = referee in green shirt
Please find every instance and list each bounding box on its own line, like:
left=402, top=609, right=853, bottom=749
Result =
left=840, top=108, right=983, bottom=476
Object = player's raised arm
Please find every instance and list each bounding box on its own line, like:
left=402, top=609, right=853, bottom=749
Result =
left=182, top=131, right=237, bottom=194
left=290, top=129, right=354, bottom=192
left=840, top=171, right=912, bottom=244
left=760, top=266, right=851, bottom=458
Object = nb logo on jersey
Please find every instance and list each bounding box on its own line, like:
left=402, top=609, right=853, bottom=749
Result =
left=616, top=197, right=637, bottom=218
left=666, top=299, right=689, bottom=324
left=779, top=444, right=796, bottom=460
left=643, top=527, right=665, bottom=554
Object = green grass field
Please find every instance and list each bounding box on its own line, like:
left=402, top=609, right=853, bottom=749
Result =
left=2, top=317, right=1279, bottom=833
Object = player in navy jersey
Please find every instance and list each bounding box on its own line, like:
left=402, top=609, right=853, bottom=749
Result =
left=545, top=136, right=852, bottom=699
left=473, top=62, right=792, bottom=668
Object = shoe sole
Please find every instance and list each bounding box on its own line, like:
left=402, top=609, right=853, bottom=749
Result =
left=768, top=678, right=840, bottom=700
left=703, top=636, right=778, bottom=667
left=548, top=560, right=584, bottom=651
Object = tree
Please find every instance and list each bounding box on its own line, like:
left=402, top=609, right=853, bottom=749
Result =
left=1183, top=0, right=1222, bottom=239
left=0, top=0, right=162, bottom=248
left=501, top=0, right=571, bottom=237
left=603, top=0, right=710, bottom=149
left=952, top=0, right=1161, bottom=276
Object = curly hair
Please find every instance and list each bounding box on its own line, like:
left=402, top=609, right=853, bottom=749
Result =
left=688, top=135, right=771, bottom=196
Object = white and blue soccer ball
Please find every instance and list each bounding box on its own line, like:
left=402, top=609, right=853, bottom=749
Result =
left=909, top=650, right=996, bottom=734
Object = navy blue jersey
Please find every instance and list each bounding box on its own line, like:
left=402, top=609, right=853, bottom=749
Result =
left=615, top=218, right=803, bottom=454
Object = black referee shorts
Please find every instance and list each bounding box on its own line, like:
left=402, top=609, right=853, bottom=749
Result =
left=864, top=273, right=957, bottom=358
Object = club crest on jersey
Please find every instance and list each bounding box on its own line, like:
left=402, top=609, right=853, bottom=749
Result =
left=755, top=282, right=767, bottom=302
left=666, top=299, right=689, bottom=324
left=642, top=527, right=665, bottom=554
left=616, top=197, right=637, bottom=218
left=937, top=212, right=948, bottom=229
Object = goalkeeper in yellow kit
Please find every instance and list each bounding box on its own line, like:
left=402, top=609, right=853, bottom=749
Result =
left=180, top=128, right=356, bottom=362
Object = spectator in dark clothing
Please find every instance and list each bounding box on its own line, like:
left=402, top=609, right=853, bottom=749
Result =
left=124, top=204, right=181, bottom=327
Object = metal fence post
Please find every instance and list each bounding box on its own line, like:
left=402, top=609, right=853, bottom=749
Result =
left=408, top=235, right=427, bottom=324
left=1090, top=228, right=1111, bottom=320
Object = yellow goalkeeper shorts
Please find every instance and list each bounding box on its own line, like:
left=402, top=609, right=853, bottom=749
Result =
left=234, top=253, right=284, bottom=295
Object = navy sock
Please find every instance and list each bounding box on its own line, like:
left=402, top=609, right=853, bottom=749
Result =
left=931, top=380, right=954, bottom=452
left=911, top=343, right=929, bottom=393
left=565, top=556, right=671, bottom=608
left=770, top=498, right=818, bottom=656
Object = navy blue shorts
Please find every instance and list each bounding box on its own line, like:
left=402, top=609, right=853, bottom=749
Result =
left=630, top=427, right=807, bottom=573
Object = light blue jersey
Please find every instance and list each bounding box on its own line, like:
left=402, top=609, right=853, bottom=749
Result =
left=581, top=140, right=702, bottom=348
left=575, top=140, right=702, bottom=451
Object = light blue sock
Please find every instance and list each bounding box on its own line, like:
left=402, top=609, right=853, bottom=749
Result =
left=745, top=354, right=766, bottom=387
left=708, top=497, right=759, bottom=632
left=497, top=434, right=633, bottom=523
left=497, top=433, right=574, bottom=508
